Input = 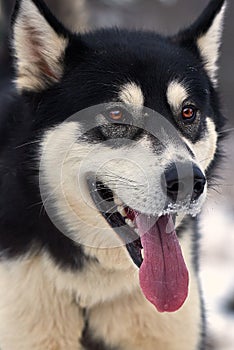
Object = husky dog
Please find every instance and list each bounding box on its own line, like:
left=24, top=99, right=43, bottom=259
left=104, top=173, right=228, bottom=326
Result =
left=0, top=0, right=227, bottom=349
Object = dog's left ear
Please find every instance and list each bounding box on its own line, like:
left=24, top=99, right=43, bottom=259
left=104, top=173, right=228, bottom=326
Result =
left=11, top=0, right=71, bottom=92
left=173, top=0, right=227, bottom=85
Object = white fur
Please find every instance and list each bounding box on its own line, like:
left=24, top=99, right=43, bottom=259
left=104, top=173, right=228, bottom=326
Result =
left=119, top=82, right=144, bottom=107
left=197, top=2, right=226, bottom=85
left=0, top=256, right=84, bottom=350
left=166, top=81, right=188, bottom=112
left=13, top=0, right=68, bottom=91
left=184, top=118, right=218, bottom=172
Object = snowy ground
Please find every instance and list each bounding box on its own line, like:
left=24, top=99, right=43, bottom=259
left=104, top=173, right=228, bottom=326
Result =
left=201, top=201, right=234, bottom=350
left=200, top=134, right=234, bottom=350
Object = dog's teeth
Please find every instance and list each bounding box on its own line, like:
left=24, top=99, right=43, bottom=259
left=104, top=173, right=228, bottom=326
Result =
left=114, top=196, right=123, bottom=206
left=125, top=218, right=135, bottom=228
left=117, top=206, right=127, bottom=217
left=141, top=249, right=144, bottom=259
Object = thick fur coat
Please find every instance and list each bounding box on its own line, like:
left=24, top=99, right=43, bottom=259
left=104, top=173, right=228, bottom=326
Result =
left=0, top=0, right=227, bottom=349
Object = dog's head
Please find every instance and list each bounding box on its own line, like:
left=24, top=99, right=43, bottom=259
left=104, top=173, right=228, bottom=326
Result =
left=11, top=0, right=226, bottom=312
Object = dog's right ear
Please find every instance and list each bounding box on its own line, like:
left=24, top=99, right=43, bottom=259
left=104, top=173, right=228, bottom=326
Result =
left=12, top=0, right=70, bottom=92
left=173, top=0, right=227, bottom=86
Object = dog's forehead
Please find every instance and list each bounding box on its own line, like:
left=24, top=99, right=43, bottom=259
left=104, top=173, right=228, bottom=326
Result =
left=81, top=30, right=203, bottom=82
left=64, top=31, right=211, bottom=115
left=118, top=80, right=191, bottom=112
left=99, top=45, right=206, bottom=105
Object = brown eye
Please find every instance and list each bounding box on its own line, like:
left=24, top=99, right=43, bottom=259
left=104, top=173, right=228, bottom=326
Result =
left=109, top=110, right=123, bottom=121
left=182, top=106, right=197, bottom=121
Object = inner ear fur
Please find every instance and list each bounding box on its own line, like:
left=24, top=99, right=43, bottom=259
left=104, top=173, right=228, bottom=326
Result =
left=12, top=0, right=70, bottom=92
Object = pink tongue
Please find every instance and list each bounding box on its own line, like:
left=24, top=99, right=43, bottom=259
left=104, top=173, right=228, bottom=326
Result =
left=136, top=214, right=189, bottom=313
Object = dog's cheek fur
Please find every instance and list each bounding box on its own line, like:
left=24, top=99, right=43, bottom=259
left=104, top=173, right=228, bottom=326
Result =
left=39, top=122, right=118, bottom=250
left=39, top=122, right=135, bottom=271
left=12, top=0, right=68, bottom=91
left=183, top=118, right=218, bottom=173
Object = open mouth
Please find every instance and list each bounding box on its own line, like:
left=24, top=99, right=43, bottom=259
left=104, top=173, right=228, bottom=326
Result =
left=88, top=178, right=189, bottom=313
left=88, top=179, right=144, bottom=267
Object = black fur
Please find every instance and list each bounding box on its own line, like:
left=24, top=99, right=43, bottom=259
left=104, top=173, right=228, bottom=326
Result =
left=0, top=93, right=89, bottom=270
left=81, top=318, right=117, bottom=350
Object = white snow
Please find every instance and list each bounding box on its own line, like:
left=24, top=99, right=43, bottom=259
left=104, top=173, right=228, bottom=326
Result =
left=201, top=200, right=234, bottom=350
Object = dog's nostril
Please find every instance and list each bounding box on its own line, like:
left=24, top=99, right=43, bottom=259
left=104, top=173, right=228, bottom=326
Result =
left=168, top=182, right=179, bottom=193
left=192, top=173, right=206, bottom=201
left=164, top=163, right=206, bottom=202
left=194, top=181, right=203, bottom=193
left=164, top=165, right=181, bottom=202
left=167, top=181, right=185, bottom=194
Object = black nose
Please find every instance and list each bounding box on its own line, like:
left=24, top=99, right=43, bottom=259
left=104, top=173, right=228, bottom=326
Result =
left=163, top=163, right=206, bottom=202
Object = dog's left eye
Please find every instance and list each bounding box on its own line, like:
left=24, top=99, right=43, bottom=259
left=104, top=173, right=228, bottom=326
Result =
left=181, top=106, right=197, bottom=122
left=108, top=109, right=124, bottom=121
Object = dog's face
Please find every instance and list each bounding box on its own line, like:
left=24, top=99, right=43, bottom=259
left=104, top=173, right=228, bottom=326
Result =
left=12, top=0, right=226, bottom=312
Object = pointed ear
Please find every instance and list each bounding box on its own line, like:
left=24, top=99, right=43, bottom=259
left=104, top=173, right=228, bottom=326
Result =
left=12, top=0, right=70, bottom=92
left=173, top=0, right=227, bottom=86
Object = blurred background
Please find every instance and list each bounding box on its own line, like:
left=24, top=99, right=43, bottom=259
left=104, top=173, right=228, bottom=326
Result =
left=0, top=0, right=233, bottom=349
